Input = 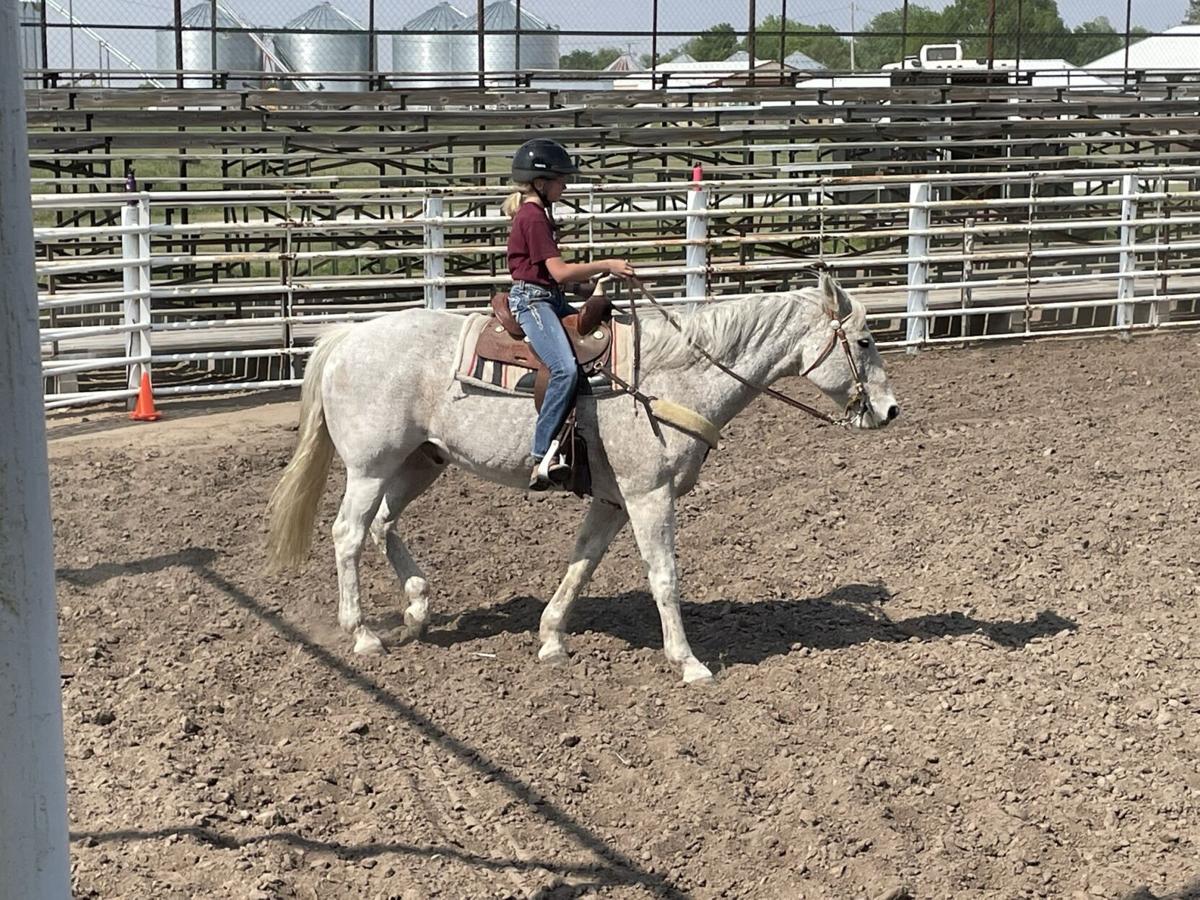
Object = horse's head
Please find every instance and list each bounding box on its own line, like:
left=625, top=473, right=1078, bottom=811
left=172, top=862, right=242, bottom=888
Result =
left=797, top=273, right=899, bottom=429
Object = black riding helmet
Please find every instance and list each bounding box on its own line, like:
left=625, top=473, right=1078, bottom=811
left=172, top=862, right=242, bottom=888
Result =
left=512, top=138, right=580, bottom=183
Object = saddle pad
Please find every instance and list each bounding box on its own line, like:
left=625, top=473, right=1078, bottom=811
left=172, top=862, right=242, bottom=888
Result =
left=453, top=313, right=636, bottom=397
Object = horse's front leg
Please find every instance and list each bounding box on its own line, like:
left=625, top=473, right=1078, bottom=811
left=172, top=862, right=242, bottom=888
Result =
left=539, top=499, right=628, bottom=664
left=624, top=483, right=712, bottom=684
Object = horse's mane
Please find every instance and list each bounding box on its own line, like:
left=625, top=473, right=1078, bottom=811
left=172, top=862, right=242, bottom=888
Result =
left=635, top=289, right=822, bottom=372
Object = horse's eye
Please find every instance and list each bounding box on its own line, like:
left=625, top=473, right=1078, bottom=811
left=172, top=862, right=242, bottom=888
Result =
left=857, top=337, right=872, bottom=348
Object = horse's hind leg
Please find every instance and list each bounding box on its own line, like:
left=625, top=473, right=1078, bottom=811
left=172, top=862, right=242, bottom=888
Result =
left=333, top=470, right=389, bottom=655
left=370, top=447, right=446, bottom=642
left=539, top=499, right=628, bottom=664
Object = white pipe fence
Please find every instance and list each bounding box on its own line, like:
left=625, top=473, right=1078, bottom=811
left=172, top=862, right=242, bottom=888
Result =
left=33, top=165, right=1200, bottom=410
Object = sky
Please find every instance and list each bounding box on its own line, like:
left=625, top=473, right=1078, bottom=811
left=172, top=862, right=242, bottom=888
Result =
left=31, top=0, right=1191, bottom=73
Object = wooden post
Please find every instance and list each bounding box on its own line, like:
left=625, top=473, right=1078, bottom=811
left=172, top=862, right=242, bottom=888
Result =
left=476, top=0, right=485, bottom=88
left=650, top=0, right=658, bottom=89
left=174, top=0, right=184, bottom=88
left=209, top=0, right=218, bottom=88
left=368, top=0, right=376, bottom=83
left=1122, top=0, right=1133, bottom=82
left=779, top=0, right=787, bottom=71
left=986, top=0, right=996, bottom=67
left=747, top=0, right=756, bottom=85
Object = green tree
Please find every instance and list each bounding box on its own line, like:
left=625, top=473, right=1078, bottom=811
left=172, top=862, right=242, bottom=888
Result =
left=683, top=23, right=738, bottom=61
left=750, top=16, right=851, bottom=70
left=1067, top=16, right=1122, bottom=65
left=1186, top=0, right=1200, bottom=24
left=947, top=0, right=1071, bottom=60
left=559, top=47, right=623, bottom=70
left=856, top=4, right=946, bottom=70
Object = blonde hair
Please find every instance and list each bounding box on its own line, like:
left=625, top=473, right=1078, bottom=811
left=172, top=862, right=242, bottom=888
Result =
left=502, top=181, right=534, bottom=218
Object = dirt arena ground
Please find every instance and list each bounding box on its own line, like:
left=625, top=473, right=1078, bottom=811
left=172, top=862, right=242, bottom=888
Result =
left=50, top=331, right=1200, bottom=900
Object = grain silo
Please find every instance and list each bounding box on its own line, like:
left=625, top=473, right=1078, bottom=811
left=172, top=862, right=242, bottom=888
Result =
left=19, top=0, right=44, bottom=84
left=454, top=0, right=559, bottom=82
left=392, top=2, right=470, bottom=88
left=156, top=2, right=262, bottom=88
left=275, top=2, right=370, bottom=92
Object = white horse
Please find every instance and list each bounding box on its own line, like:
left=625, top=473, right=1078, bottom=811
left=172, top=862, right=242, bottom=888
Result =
left=266, top=273, right=899, bottom=683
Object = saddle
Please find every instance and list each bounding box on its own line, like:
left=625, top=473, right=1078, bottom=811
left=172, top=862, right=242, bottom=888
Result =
left=475, top=291, right=615, bottom=409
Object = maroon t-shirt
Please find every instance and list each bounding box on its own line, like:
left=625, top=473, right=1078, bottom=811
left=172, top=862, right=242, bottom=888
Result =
left=507, top=202, right=560, bottom=286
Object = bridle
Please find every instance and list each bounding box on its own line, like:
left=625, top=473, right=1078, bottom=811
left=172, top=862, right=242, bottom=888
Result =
left=627, top=278, right=875, bottom=428
left=797, top=309, right=876, bottom=427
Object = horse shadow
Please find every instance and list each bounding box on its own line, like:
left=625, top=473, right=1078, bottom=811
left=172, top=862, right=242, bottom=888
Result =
left=1124, top=882, right=1200, bottom=900
left=423, top=582, right=1077, bottom=666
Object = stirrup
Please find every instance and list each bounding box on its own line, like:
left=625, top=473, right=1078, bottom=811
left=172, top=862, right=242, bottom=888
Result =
left=529, top=440, right=571, bottom=491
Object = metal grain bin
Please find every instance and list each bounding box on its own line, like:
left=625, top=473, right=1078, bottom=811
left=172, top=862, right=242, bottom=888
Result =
left=156, top=2, right=262, bottom=88
left=275, top=2, right=370, bottom=92
left=454, top=0, right=559, bottom=84
left=392, top=2, right=470, bottom=88
left=19, top=0, right=44, bottom=84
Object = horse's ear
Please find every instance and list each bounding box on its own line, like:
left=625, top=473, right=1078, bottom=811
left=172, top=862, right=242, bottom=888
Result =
left=834, top=283, right=855, bottom=321
left=818, top=272, right=839, bottom=317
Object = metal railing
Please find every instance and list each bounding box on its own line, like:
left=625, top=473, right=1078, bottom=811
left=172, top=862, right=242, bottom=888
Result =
left=34, top=165, right=1200, bottom=409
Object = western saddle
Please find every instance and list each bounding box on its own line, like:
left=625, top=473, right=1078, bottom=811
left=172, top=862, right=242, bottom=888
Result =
left=476, top=290, right=615, bottom=409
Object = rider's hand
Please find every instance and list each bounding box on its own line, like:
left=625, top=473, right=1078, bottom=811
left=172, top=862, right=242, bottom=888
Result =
left=607, top=259, right=636, bottom=281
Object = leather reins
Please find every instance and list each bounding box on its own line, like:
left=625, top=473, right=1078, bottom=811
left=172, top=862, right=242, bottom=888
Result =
left=625, top=278, right=874, bottom=428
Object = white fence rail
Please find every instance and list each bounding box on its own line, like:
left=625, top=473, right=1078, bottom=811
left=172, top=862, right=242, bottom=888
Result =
left=34, top=165, right=1200, bottom=410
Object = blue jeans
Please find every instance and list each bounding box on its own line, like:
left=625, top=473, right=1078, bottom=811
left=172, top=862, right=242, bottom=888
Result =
left=509, top=281, right=578, bottom=459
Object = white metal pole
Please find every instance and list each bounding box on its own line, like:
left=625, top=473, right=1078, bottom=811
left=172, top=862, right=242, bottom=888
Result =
left=0, top=0, right=72, bottom=894
left=905, top=179, right=930, bottom=350
left=423, top=194, right=446, bottom=310
left=685, top=186, right=708, bottom=304
left=122, top=200, right=140, bottom=403
left=1116, top=172, right=1138, bottom=333
left=136, top=195, right=153, bottom=382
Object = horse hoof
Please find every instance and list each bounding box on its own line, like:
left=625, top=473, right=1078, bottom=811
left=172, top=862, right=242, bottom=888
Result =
left=681, top=660, right=714, bottom=684
left=538, top=644, right=570, bottom=666
left=354, top=629, right=385, bottom=655
left=403, top=610, right=428, bottom=636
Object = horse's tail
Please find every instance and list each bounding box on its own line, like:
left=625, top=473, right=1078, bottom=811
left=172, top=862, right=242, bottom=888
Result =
left=265, top=327, right=352, bottom=571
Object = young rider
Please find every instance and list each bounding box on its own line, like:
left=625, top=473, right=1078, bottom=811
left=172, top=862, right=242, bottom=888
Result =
left=503, top=138, right=636, bottom=490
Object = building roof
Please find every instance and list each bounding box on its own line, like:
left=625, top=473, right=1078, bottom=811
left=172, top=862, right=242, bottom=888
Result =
left=176, top=1, right=240, bottom=28
left=456, top=0, right=556, bottom=32
left=403, top=2, right=468, bottom=31
left=604, top=52, right=640, bottom=72
left=784, top=50, right=824, bottom=70
left=1085, top=24, right=1200, bottom=70
left=284, top=3, right=364, bottom=31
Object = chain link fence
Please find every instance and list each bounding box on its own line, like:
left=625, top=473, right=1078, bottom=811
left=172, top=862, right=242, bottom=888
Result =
left=17, top=0, right=1200, bottom=89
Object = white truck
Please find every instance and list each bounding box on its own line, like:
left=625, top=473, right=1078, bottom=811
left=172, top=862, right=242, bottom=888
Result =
left=884, top=42, right=1016, bottom=72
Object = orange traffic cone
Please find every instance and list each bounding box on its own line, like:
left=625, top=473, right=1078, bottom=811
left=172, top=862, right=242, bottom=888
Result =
left=129, top=371, right=161, bottom=422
